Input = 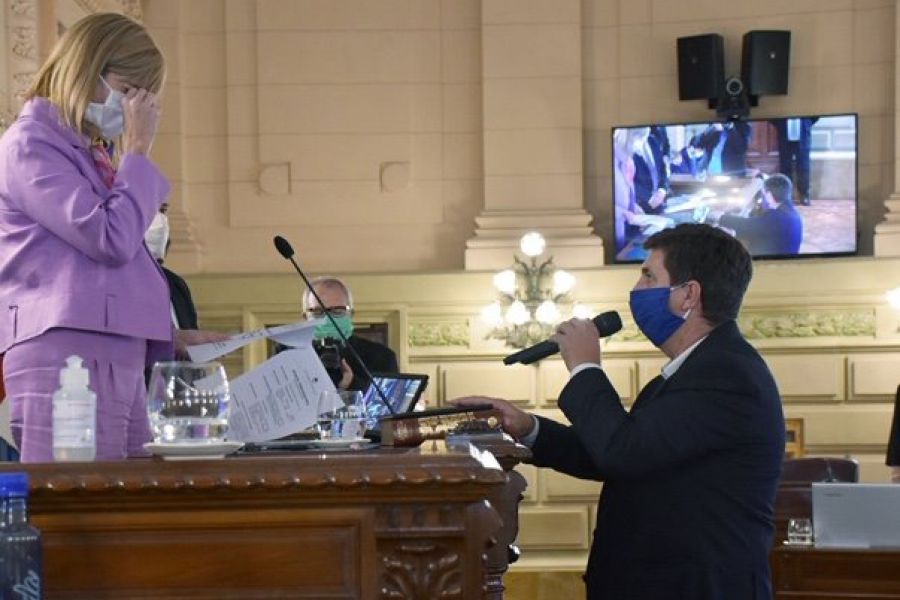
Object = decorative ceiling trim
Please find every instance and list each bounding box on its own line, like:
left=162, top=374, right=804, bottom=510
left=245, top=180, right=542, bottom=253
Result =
left=2, top=0, right=39, bottom=133
left=73, top=0, right=142, bottom=21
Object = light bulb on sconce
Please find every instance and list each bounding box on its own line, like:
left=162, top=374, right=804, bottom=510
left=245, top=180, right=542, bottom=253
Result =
left=505, top=300, right=530, bottom=326
left=493, top=269, right=517, bottom=295
left=887, top=287, right=900, bottom=311
left=888, top=287, right=900, bottom=333
left=480, top=232, right=591, bottom=349
left=519, top=232, right=546, bottom=257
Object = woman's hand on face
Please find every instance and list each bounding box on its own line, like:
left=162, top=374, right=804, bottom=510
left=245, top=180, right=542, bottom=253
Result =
left=121, top=88, right=160, bottom=155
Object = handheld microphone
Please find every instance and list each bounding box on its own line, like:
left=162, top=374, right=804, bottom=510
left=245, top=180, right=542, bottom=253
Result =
left=502, top=311, right=623, bottom=365
left=273, top=235, right=395, bottom=416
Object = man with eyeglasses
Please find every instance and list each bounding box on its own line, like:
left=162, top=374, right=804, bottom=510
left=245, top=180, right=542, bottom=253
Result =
left=303, top=276, right=398, bottom=392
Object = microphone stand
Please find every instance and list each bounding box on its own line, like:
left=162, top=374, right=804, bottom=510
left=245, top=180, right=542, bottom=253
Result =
left=273, top=236, right=396, bottom=417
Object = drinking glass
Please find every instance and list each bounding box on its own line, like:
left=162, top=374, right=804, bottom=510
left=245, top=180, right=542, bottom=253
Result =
left=316, top=389, right=366, bottom=441
left=787, top=517, right=814, bottom=545
left=147, top=361, right=230, bottom=444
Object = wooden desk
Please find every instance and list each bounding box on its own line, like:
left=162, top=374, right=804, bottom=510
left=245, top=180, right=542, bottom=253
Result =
left=1, top=441, right=527, bottom=599
left=772, top=546, right=900, bottom=599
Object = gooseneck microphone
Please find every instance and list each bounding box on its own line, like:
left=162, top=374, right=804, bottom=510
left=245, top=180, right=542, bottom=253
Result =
left=502, top=311, right=623, bottom=365
left=273, top=235, right=395, bottom=415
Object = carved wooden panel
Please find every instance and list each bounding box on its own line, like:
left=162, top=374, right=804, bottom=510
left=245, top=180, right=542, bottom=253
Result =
left=0, top=445, right=521, bottom=599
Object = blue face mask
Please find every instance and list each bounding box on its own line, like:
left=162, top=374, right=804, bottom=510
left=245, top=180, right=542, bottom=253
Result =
left=629, top=284, right=691, bottom=347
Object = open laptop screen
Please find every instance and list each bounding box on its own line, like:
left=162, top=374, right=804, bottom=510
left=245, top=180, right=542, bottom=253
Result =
left=362, top=373, right=428, bottom=427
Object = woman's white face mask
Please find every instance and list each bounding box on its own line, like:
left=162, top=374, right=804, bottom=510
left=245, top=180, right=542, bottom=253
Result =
left=145, top=212, right=170, bottom=261
left=84, top=76, right=125, bottom=139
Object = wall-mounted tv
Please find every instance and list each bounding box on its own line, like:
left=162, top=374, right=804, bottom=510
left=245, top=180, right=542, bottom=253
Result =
left=611, top=113, right=858, bottom=263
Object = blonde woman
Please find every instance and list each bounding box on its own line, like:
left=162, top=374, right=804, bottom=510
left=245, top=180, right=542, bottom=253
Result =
left=0, top=13, right=171, bottom=462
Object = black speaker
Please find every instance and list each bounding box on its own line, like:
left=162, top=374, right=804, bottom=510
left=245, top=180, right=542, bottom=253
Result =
left=741, top=30, right=791, bottom=97
left=677, top=34, right=725, bottom=101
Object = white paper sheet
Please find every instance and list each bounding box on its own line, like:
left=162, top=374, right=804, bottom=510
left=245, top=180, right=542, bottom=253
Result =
left=227, top=348, right=341, bottom=443
left=186, top=319, right=322, bottom=363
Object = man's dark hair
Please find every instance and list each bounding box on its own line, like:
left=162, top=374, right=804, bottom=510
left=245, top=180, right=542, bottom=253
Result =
left=644, top=223, right=752, bottom=325
left=763, top=173, right=794, bottom=207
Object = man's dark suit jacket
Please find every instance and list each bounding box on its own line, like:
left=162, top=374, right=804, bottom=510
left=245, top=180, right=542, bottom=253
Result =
left=345, top=334, right=398, bottom=392
left=162, top=266, right=198, bottom=330
left=887, top=384, right=900, bottom=466
left=531, top=321, right=785, bottom=599
left=720, top=205, right=803, bottom=256
left=695, top=121, right=752, bottom=176
left=633, top=135, right=669, bottom=215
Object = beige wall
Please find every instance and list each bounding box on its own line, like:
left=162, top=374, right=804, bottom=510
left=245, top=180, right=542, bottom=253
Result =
left=0, top=2, right=894, bottom=269
left=133, top=0, right=897, bottom=273
left=143, top=0, right=485, bottom=273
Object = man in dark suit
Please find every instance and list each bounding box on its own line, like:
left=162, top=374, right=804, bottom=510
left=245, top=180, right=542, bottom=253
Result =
left=888, top=383, right=900, bottom=482
left=695, top=120, right=752, bottom=176
left=633, top=126, right=670, bottom=215
left=145, top=204, right=228, bottom=359
left=458, top=223, right=785, bottom=599
left=161, top=266, right=198, bottom=330
left=772, top=117, right=818, bottom=206
left=719, top=173, right=803, bottom=256
left=303, top=276, right=398, bottom=392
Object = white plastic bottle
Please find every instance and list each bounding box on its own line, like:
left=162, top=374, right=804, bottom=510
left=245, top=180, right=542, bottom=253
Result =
left=52, top=355, right=97, bottom=461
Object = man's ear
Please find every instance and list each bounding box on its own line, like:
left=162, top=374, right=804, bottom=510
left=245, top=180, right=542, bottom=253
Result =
left=684, top=280, right=702, bottom=313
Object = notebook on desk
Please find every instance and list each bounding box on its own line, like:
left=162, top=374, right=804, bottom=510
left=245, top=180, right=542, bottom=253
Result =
left=812, top=483, right=900, bottom=548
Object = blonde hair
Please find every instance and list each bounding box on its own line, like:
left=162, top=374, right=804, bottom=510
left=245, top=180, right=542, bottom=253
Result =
left=26, top=12, right=165, bottom=136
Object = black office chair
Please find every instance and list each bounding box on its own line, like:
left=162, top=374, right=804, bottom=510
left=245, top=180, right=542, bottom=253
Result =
left=780, top=457, right=860, bottom=484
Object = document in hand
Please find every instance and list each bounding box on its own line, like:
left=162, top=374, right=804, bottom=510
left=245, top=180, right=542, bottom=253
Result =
left=186, top=319, right=324, bottom=363
left=227, top=348, right=340, bottom=443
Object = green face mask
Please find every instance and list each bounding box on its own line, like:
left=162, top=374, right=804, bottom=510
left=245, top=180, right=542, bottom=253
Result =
left=314, top=315, right=354, bottom=340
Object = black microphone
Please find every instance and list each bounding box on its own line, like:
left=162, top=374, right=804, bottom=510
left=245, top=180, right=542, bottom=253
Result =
left=502, top=311, right=623, bottom=365
left=273, top=235, right=396, bottom=416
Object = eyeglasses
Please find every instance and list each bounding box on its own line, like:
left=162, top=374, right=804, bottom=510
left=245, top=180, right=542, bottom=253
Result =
left=306, top=305, right=351, bottom=318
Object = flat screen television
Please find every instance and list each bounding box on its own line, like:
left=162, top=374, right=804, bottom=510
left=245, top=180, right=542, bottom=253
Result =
left=611, top=113, right=858, bottom=263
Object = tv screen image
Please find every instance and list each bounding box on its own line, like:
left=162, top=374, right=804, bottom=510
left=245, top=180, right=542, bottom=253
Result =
left=361, top=374, right=428, bottom=427
left=611, top=114, right=858, bottom=262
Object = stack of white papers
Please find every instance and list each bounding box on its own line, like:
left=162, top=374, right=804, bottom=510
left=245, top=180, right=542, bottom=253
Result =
left=186, top=320, right=341, bottom=443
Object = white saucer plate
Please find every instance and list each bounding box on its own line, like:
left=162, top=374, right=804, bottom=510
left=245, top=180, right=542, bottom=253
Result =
left=144, top=441, right=244, bottom=460
left=309, top=438, right=372, bottom=450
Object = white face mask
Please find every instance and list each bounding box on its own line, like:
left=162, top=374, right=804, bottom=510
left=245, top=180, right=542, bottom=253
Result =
left=145, top=212, right=170, bottom=261
left=84, top=76, right=125, bottom=139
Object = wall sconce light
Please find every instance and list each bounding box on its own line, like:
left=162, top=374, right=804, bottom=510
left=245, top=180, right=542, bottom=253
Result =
left=480, top=232, right=592, bottom=349
left=888, top=287, right=900, bottom=311
left=888, top=287, right=900, bottom=333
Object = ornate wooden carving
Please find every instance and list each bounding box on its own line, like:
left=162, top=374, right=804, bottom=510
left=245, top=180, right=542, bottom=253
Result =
left=380, top=541, right=463, bottom=599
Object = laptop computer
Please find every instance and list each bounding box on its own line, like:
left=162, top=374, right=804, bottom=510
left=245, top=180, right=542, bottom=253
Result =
left=362, top=373, right=429, bottom=429
left=812, top=482, right=900, bottom=548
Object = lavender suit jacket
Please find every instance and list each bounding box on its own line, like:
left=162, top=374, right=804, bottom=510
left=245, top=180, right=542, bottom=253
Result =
left=0, top=97, right=172, bottom=361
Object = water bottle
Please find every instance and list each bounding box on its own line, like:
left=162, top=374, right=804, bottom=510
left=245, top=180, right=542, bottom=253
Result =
left=52, top=355, right=96, bottom=461
left=0, top=473, right=42, bottom=599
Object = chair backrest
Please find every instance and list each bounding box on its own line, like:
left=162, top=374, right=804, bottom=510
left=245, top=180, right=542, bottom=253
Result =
left=772, top=457, right=860, bottom=544
left=780, top=457, right=860, bottom=484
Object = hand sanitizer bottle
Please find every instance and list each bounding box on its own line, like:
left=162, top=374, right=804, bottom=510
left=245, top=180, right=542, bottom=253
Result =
left=52, top=355, right=96, bottom=461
